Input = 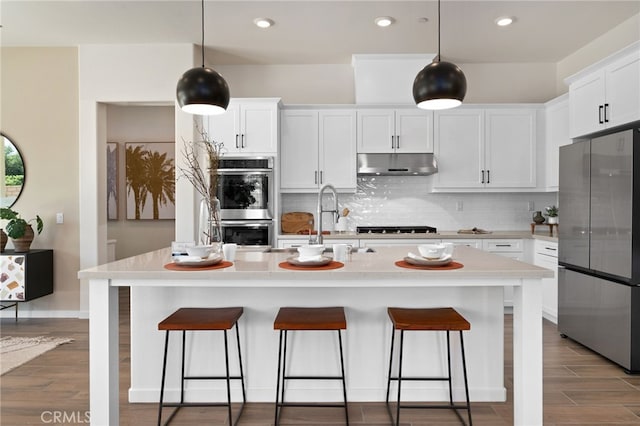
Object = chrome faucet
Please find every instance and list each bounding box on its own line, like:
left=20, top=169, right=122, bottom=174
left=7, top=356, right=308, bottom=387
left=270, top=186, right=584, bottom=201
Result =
left=316, top=184, right=339, bottom=245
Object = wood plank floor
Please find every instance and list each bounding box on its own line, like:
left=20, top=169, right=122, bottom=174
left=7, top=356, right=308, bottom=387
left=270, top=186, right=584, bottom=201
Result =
left=1, top=289, right=639, bottom=425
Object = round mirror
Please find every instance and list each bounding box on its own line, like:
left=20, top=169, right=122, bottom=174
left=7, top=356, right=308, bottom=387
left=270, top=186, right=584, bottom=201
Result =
left=1, top=133, right=26, bottom=208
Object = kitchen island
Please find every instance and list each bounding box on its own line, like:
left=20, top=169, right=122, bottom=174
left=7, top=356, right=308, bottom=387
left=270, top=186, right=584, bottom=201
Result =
left=78, top=245, right=552, bottom=426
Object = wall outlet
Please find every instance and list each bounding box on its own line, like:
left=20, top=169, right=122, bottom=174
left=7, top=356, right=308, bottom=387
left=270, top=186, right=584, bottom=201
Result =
left=456, top=201, right=463, bottom=211
left=527, top=201, right=535, bottom=211
left=56, top=213, right=64, bottom=224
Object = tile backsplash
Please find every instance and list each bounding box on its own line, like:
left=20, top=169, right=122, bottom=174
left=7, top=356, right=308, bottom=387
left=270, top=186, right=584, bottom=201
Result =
left=281, top=176, right=557, bottom=233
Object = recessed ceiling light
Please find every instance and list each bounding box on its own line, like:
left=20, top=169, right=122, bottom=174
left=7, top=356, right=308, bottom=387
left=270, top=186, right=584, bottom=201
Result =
left=495, top=16, right=514, bottom=27
left=254, top=18, right=274, bottom=29
left=374, top=16, right=395, bottom=27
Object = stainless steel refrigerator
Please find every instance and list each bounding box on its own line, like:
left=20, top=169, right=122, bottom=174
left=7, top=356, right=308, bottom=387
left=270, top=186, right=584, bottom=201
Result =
left=558, top=125, right=640, bottom=374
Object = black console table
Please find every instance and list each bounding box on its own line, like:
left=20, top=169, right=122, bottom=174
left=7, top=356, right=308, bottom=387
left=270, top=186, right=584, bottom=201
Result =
left=1, top=249, right=54, bottom=319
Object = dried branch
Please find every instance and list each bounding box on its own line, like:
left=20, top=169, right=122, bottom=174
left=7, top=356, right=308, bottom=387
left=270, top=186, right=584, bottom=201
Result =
left=178, top=124, right=225, bottom=202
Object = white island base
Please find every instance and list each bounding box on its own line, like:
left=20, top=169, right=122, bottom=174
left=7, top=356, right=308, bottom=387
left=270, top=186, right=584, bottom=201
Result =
left=81, top=246, right=549, bottom=426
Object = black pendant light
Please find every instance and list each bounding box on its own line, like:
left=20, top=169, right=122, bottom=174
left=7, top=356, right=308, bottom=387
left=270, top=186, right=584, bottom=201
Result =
left=413, top=0, right=467, bottom=110
left=176, top=0, right=230, bottom=115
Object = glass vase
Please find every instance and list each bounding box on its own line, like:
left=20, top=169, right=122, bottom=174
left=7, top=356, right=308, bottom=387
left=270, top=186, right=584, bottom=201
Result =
left=198, top=197, right=223, bottom=252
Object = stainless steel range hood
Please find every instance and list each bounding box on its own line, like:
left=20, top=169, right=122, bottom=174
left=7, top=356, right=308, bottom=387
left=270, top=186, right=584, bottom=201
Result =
left=357, top=153, right=438, bottom=176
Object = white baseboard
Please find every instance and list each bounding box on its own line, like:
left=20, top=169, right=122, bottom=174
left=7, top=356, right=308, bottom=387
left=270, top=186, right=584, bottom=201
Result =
left=0, top=308, right=82, bottom=319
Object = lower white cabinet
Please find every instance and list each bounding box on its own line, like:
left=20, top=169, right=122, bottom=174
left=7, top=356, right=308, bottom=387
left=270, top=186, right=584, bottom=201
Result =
left=481, top=239, right=525, bottom=308
left=278, top=238, right=359, bottom=248
left=533, top=240, right=559, bottom=323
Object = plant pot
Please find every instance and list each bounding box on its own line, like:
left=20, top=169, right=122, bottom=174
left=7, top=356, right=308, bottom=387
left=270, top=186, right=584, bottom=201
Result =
left=547, top=216, right=558, bottom=225
left=0, top=228, right=7, bottom=252
left=11, top=224, right=34, bottom=252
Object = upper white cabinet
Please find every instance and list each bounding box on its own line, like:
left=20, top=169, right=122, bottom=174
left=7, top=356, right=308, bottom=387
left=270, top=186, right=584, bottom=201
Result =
left=433, top=107, right=537, bottom=190
left=207, top=98, right=280, bottom=154
left=544, top=94, right=571, bottom=191
left=357, top=108, right=434, bottom=153
left=280, top=108, right=356, bottom=192
left=568, top=43, right=640, bottom=138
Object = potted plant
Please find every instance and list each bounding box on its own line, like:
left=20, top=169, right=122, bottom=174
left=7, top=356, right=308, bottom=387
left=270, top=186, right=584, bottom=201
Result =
left=545, top=205, right=558, bottom=224
left=0, top=207, right=44, bottom=252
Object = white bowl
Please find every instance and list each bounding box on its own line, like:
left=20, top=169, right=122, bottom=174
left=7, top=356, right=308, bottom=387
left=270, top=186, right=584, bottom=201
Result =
left=297, top=244, right=325, bottom=257
left=418, top=244, right=446, bottom=259
left=186, top=245, right=215, bottom=258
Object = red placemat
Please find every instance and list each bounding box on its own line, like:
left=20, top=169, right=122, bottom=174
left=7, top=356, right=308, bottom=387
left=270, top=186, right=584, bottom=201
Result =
left=164, top=261, right=234, bottom=271
left=278, top=261, right=344, bottom=271
left=394, top=260, right=464, bottom=270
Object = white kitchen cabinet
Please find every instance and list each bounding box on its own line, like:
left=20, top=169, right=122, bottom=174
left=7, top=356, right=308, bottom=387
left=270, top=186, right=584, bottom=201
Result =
left=360, top=239, right=439, bottom=249
left=544, top=94, right=571, bottom=191
left=440, top=239, right=482, bottom=249
left=278, top=238, right=359, bottom=248
left=533, top=240, right=558, bottom=323
left=357, top=108, right=433, bottom=153
left=433, top=107, right=537, bottom=190
left=568, top=44, right=640, bottom=138
left=280, top=108, right=356, bottom=192
left=207, top=98, right=279, bottom=154
left=482, top=239, right=525, bottom=308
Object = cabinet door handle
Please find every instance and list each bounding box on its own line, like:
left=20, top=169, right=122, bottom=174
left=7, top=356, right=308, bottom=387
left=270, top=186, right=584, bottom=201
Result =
left=235, top=134, right=240, bottom=148
left=396, top=136, right=400, bottom=149
left=241, top=134, right=246, bottom=148
left=391, top=135, right=395, bottom=149
left=545, top=247, right=557, bottom=251
left=599, top=105, right=604, bottom=124
left=495, top=244, right=512, bottom=247
left=481, top=170, right=485, bottom=184
left=314, top=171, right=318, bottom=184
left=604, top=103, right=609, bottom=123
left=487, top=170, right=490, bottom=184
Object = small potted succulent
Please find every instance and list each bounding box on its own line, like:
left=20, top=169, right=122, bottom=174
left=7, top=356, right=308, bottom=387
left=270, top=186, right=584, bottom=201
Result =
left=0, top=207, right=44, bottom=252
left=545, top=205, right=558, bottom=224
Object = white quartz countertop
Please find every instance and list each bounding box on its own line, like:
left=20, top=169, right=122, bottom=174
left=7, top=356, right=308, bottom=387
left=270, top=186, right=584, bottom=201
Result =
left=78, top=245, right=552, bottom=283
left=279, top=230, right=558, bottom=242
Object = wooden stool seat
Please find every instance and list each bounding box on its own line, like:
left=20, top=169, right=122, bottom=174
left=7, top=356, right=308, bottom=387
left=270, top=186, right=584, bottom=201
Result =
left=274, top=307, right=346, bottom=330
left=274, top=307, right=349, bottom=425
left=157, top=307, right=246, bottom=426
left=158, top=307, right=243, bottom=331
left=387, top=307, right=470, bottom=331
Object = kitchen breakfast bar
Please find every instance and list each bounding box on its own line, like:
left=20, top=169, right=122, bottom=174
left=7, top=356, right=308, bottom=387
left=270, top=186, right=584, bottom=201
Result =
left=78, top=245, right=552, bottom=426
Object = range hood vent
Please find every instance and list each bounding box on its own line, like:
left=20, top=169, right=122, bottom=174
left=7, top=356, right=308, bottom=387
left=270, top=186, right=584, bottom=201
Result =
left=357, top=153, right=438, bottom=176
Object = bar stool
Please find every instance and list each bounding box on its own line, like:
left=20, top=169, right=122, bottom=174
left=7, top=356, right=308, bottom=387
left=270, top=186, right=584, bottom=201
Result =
left=386, top=307, right=472, bottom=426
left=273, top=307, right=349, bottom=425
left=157, top=307, right=246, bottom=426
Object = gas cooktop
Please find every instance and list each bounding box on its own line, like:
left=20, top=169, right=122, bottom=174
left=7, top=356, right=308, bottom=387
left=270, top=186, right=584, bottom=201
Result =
left=356, top=226, right=437, bottom=234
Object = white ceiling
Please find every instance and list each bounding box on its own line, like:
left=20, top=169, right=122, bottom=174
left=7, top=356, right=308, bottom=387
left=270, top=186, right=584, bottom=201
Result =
left=2, top=1, right=639, bottom=65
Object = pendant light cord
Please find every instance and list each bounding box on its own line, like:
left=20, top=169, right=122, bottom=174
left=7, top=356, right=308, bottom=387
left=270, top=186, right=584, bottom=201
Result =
left=200, top=0, right=205, bottom=67
left=437, top=0, right=441, bottom=62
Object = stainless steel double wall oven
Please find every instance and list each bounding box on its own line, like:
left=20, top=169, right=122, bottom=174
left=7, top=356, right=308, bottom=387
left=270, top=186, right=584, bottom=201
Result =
left=215, top=157, right=274, bottom=246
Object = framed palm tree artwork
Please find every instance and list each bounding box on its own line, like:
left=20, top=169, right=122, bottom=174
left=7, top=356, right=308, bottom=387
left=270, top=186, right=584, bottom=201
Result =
left=125, top=142, right=175, bottom=220
left=107, top=142, right=119, bottom=220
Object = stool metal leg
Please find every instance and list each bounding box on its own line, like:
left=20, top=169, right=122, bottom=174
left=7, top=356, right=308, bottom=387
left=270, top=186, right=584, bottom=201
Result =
left=274, top=330, right=284, bottom=426
left=460, top=331, right=473, bottom=426
left=395, top=330, right=405, bottom=426
left=337, top=330, right=349, bottom=425
left=223, top=330, right=233, bottom=425
left=235, top=322, right=247, bottom=405
left=180, top=331, right=186, bottom=404
left=385, top=326, right=395, bottom=405
left=446, top=331, right=454, bottom=406
left=157, top=330, right=170, bottom=426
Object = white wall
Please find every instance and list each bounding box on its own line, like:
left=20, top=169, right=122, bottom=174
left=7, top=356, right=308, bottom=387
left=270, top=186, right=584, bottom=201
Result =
left=557, top=13, right=640, bottom=93
left=78, top=44, right=196, bottom=317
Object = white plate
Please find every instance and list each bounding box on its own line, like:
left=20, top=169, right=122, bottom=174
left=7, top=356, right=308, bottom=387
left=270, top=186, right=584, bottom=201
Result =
left=286, top=255, right=332, bottom=267
left=174, top=254, right=223, bottom=267
left=404, top=256, right=453, bottom=267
